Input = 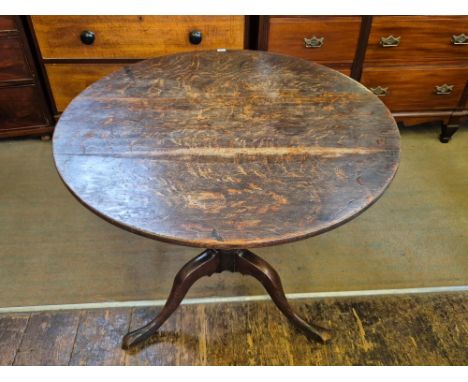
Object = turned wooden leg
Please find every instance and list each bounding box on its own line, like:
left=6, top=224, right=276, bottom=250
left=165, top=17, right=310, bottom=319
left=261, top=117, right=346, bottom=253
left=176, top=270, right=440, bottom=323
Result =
left=122, top=249, right=220, bottom=349
left=237, top=250, right=332, bottom=343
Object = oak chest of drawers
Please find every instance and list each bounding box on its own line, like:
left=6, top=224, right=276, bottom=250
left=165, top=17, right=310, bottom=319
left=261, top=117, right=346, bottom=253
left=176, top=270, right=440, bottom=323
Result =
left=0, top=16, right=52, bottom=138
left=29, top=16, right=246, bottom=116
left=259, top=16, right=468, bottom=142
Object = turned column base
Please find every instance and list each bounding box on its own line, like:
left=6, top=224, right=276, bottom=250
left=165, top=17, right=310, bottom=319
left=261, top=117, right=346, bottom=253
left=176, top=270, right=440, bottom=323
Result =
left=122, top=249, right=332, bottom=350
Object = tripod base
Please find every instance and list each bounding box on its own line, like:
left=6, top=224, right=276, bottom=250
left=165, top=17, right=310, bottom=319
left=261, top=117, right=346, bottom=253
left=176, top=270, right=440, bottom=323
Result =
left=122, top=249, right=332, bottom=350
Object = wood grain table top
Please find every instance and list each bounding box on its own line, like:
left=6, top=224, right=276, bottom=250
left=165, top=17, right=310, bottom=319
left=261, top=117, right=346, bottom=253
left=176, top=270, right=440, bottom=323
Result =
left=53, top=50, right=400, bottom=249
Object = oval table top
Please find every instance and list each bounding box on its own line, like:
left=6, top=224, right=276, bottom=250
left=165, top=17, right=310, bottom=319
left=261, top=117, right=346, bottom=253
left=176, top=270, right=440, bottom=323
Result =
left=53, top=50, right=400, bottom=249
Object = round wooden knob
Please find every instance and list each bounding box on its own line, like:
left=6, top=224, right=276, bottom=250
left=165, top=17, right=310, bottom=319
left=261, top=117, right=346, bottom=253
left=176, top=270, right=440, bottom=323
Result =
left=189, top=30, right=202, bottom=45
left=80, top=30, right=95, bottom=45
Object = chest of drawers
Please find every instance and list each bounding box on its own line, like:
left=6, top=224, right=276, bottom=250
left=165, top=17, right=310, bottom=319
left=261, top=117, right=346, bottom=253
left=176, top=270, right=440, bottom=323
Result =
left=361, top=16, right=468, bottom=141
left=15, top=16, right=468, bottom=142
left=29, top=16, right=246, bottom=116
left=259, top=16, right=468, bottom=142
left=0, top=16, right=52, bottom=139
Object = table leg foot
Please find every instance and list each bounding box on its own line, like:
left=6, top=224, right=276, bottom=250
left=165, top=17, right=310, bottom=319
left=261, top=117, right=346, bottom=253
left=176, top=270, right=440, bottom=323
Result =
left=122, top=249, right=219, bottom=350
left=237, top=250, right=332, bottom=343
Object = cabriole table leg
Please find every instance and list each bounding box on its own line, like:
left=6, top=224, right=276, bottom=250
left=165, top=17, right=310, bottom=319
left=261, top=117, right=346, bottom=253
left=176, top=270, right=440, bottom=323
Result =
left=122, top=249, right=219, bottom=349
left=236, top=249, right=332, bottom=343
left=122, top=248, right=332, bottom=350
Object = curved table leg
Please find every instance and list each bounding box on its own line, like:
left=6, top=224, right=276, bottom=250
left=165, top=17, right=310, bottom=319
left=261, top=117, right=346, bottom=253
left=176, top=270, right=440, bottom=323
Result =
left=122, top=248, right=332, bottom=350
left=237, top=250, right=332, bottom=343
left=122, top=249, right=219, bottom=349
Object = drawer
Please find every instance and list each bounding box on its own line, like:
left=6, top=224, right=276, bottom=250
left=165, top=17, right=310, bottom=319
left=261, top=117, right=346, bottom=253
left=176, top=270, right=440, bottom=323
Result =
left=0, top=85, right=48, bottom=130
left=31, top=16, right=245, bottom=59
left=361, top=65, right=468, bottom=112
left=46, top=63, right=126, bottom=112
left=266, top=16, right=361, bottom=63
left=0, top=16, right=17, bottom=32
left=46, top=62, right=353, bottom=113
left=394, top=114, right=452, bottom=126
left=366, top=16, right=468, bottom=63
left=0, top=36, right=33, bottom=83
left=327, top=64, right=351, bottom=77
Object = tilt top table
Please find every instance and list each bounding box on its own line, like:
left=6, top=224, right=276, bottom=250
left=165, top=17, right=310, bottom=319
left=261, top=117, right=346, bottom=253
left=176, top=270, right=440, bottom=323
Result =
left=53, top=50, right=400, bottom=350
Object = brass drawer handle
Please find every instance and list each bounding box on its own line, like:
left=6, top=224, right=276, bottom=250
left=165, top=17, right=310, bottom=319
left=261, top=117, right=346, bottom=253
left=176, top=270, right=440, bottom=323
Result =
left=370, top=86, right=388, bottom=97
left=451, top=33, right=468, bottom=45
left=379, top=35, right=401, bottom=47
left=304, top=36, right=324, bottom=48
left=435, top=84, right=454, bottom=95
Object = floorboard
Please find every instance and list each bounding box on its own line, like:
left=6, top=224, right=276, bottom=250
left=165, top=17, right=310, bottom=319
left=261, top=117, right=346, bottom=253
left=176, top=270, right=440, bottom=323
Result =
left=13, top=311, right=80, bottom=366
left=1, top=292, right=466, bottom=366
left=0, top=314, right=30, bottom=366
left=69, top=309, right=131, bottom=366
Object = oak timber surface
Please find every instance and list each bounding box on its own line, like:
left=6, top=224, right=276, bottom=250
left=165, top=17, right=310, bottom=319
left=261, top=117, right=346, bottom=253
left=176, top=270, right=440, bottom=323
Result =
left=53, top=50, right=400, bottom=249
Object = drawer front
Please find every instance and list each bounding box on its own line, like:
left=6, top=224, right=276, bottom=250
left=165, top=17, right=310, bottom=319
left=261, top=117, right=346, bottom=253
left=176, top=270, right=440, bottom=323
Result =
left=267, top=16, right=361, bottom=63
left=361, top=65, right=468, bottom=112
left=46, top=62, right=352, bottom=113
left=46, top=63, right=126, bottom=112
left=0, top=16, right=17, bottom=32
left=366, top=16, right=468, bottom=63
left=0, top=85, right=48, bottom=130
left=330, top=65, right=351, bottom=77
left=31, top=16, right=245, bottom=59
left=394, top=115, right=452, bottom=126
left=0, top=36, right=33, bottom=83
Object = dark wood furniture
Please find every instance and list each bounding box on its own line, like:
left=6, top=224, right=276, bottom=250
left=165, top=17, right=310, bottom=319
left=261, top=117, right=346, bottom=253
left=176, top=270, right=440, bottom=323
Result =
left=52, top=50, right=400, bottom=349
left=28, top=16, right=247, bottom=118
left=259, top=16, right=468, bottom=142
left=0, top=16, right=52, bottom=138
left=13, top=16, right=466, bottom=141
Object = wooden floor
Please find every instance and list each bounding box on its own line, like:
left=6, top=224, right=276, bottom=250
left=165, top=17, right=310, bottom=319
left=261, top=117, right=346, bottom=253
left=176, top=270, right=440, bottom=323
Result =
left=0, top=292, right=466, bottom=366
